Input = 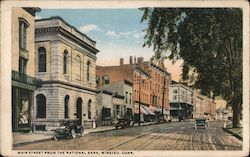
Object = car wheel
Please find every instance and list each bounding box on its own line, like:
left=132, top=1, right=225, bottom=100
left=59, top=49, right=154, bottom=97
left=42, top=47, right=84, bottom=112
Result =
left=71, top=129, right=76, bottom=139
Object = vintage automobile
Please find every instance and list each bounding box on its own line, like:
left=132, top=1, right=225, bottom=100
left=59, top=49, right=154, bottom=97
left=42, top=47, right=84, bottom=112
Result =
left=194, top=118, right=208, bottom=129
left=114, top=118, right=134, bottom=130
left=53, top=119, right=84, bottom=141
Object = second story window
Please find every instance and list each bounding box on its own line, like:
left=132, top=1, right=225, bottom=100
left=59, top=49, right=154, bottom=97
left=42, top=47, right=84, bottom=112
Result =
left=102, top=75, right=109, bottom=85
left=63, top=50, right=68, bottom=74
left=38, top=47, right=46, bottom=72
left=87, top=61, right=90, bottom=81
left=125, top=92, right=128, bottom=104
left=19, top=57, right=27, bottom=74
left=96, top=76, right=100, bottom=85
left=19, top=19, right=29, bottom=50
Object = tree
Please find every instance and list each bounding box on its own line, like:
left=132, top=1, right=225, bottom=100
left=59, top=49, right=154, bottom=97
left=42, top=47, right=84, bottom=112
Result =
left=141, top=8, right=242, bottom=128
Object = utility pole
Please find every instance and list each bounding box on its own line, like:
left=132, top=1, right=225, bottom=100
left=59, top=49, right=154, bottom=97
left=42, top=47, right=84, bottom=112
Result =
left=161, top=71, right=166, bottom=115
left=138, top=69, right=141, bottom=126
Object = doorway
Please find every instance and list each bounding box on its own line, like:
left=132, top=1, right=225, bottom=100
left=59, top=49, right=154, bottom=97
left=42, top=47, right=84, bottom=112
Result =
left=76, top=98, right=83, bottom=126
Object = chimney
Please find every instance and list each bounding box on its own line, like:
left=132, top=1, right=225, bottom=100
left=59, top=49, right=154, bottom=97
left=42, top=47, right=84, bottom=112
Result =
left=129, top=56, right=133, bottom=64
left=120, top=58, right=124, bottom=66
left=134, top=56, right=137, bottom=64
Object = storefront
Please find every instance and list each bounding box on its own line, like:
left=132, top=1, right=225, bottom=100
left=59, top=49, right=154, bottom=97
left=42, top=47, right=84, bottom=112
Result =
left=12, top=70, right=41, bottom=132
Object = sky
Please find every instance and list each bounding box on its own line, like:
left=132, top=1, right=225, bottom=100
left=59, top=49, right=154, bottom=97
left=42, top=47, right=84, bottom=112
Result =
left=36, top=9, right=183, bottom=81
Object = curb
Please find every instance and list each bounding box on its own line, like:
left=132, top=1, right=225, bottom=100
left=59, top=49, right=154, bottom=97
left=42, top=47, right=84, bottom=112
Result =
left=13, top=137, right=53, bottom=147
left=222, top=127, right=242, bottom=141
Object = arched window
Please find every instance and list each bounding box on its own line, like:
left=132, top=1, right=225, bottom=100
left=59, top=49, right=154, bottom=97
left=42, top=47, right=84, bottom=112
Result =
left=64, top=95, right=69, bottom=118
left=38, top=47, right=46, bottom=72
left=87, top=61, right=90, bottom=81
left=19, top=18, right=29, bottom=50
left=87, top=100, right=92, bottom=119
left=63, top=50, right=68, bottom=74
left=36, top=94, right=46, bottom=118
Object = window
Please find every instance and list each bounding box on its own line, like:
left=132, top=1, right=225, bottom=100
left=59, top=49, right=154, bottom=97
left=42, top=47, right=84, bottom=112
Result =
left=19, top=57, right=27, bottom=74
left=125, top=92, right=128, bottom=104
left=36, top=94, right=46, bottom=118
left=173, top=96, right=177, bottom=101
left=96, top=76, right=100, bottom=85
left=173, top=90, right=178, bottom=93
left=75, top=55, right=81, bottom=78
left=63, top=51, right=68, bottom=74
left=38, top=47, right=46, bottom=72
left=87, top=100, right=92, bottom=119
left=102, top=75, right=109, bottom=85
left=129, top=93, right=132, bottom=104
left=87, top=61, right=90, bottom=81
left=64, top=95, right=69, bottom=118
left=19, top=19, right=29, bottom=50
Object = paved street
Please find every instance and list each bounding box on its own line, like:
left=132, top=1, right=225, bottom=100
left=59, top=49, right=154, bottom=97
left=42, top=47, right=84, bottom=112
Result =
left=14, top=121, right=242, bottom=150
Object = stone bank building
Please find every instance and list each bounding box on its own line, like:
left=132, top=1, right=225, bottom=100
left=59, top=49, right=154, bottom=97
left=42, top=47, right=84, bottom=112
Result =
left=34, top=17, right=99, bottom=131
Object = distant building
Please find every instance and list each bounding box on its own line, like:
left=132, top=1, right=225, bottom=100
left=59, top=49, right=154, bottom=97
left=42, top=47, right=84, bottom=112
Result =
left=34, top=16, right=99, bottom=131
left=96, top=80, right=133, bottom=125
left=11, top=7, right=41, bottom=132
left=96, top=89, right=124, bottom=126
left=169, top=81, right=193, bottom=120
left=96, top=56, right=170, bottom=123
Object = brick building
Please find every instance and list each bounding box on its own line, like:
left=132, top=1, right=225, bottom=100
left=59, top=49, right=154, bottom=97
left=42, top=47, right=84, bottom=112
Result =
left=34, top=16, right=99, bottom=131
left=96, top=56, right=170, bottom=123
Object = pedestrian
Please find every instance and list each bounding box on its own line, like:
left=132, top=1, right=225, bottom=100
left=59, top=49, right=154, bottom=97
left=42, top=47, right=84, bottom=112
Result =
left=92, top=117, right=96, bottom=129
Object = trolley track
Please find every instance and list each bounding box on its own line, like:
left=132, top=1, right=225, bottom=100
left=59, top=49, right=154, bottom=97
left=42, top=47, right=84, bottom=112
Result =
left=105, top=126, right=177, bottom=150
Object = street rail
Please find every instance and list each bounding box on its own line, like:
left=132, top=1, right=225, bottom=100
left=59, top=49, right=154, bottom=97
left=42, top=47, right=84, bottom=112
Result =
left=105, top=126, right=176, bottom=150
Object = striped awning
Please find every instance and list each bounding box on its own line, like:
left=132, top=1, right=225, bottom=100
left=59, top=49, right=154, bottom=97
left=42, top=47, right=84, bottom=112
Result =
left=134, top=104, right=148, bottom=115
left=149, top=105, right=161, bottom=113
left=142, top=105, right=155, bottom=115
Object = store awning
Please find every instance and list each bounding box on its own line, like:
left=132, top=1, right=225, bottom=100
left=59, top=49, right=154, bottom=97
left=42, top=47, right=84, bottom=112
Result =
left=149, top=105, right=161, bottom=113
left=142, top=105, right=155, bottom=115
left=134, top=104, right=148, bottom=115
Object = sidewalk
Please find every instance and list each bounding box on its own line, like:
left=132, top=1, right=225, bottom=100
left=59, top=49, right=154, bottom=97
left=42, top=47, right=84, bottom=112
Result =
left=222, top=122, right=243, bottom=141
left=13, top=125, right=119, bottom=147
left=13, top=121, right=163, bottom=147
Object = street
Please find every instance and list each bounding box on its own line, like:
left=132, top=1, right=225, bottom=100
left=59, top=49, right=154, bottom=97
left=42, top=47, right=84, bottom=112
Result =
left=14, top=121, right=242, bottom=150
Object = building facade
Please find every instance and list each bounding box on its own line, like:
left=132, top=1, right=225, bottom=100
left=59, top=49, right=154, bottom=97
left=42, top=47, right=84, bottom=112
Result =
left=97, top=80, right=133, bottom=124
left=96, top=56, right=170, bottom=123
left=34, top=17, right=99, bottom=131
left=11, top=8, right=41, bottom=132
left=169, top=81, right=194, bottom=120
left=143, top=58, right=171, bottom=120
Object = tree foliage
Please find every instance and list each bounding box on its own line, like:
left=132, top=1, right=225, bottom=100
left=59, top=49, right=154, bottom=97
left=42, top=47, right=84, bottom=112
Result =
left=141, top=8, right=242, bottom=127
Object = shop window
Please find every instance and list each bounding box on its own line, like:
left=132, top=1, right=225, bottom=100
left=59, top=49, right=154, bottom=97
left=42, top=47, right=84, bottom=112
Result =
left=38, top=47, right=46, bottom=72
left=64, top=95, right=69, bottom=118
left=19, top=18, right=29, bottom=50
left=36, top=94, right=46, bottom=118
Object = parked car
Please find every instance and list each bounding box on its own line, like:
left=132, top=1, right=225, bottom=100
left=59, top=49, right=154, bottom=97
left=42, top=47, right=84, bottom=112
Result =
left=114, top=118, right=133, bottom=129
left=53, top=119, right=84, bottom=141
left=194, top=118, right=208, bottom=129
